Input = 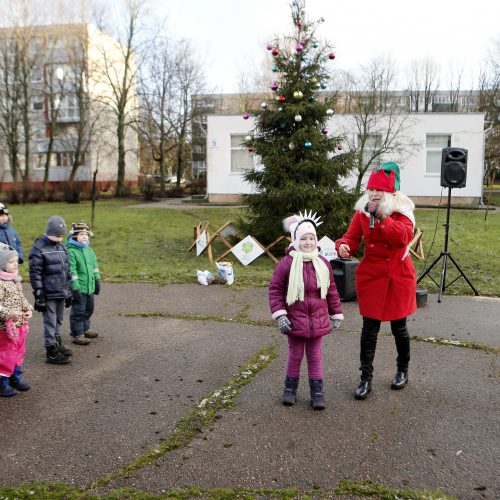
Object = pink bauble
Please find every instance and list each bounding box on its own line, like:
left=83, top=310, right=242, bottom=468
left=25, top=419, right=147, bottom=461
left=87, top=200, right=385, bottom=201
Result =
left=295, top=43, right=304, bottom=52
left=278, top=95, right=286, bottom=102
left=266, top=43, right=273, bottom=50
left=337, top=144, right=343, bottom=150
left=321, top=128, right=328, bottom=135
left=243, top=112, right=250, bottom=120
left=271, top=82, right=279, bottom=91
left=328, top=52, right=336, bottom=60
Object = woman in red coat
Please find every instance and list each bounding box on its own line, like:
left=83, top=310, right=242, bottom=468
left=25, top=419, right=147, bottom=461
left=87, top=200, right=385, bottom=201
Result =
left=336, top=162, right=416, bottom=400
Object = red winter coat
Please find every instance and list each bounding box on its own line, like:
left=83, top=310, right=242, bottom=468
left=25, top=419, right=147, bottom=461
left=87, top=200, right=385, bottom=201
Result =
left=336, top=211, right=417, bottom=321
left=268, top=251, right=342, bottom=339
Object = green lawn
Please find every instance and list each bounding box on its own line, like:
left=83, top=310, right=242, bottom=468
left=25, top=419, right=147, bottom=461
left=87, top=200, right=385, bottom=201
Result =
left=11, top=200, right=500, bottom=297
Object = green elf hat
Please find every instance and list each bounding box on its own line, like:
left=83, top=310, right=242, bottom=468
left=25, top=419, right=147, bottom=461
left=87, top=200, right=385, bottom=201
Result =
left=366, top=161, right=401, bottom=192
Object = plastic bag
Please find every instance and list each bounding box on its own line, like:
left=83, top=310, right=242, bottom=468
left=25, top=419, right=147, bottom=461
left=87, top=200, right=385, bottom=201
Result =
left=216, top=261, right=234, bottom=285
left=197, top=270, right=215, bottom=286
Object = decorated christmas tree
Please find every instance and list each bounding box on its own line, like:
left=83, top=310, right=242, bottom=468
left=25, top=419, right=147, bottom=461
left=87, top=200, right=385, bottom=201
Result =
left=239, top=0, right=356, bottom=245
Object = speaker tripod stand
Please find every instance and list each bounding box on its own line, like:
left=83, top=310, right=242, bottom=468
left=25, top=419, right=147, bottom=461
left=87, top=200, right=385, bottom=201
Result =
left=417, top=187, right=479, bottom=302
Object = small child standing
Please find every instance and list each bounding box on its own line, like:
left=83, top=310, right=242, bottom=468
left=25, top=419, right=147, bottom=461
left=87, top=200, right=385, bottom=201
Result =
left=66, top=222, right=101, bottom=345
left=0, top=243, right=32, bottom=397
left=0, top=203, right=24, bottom=264
left=269, top=211, right=344, bottom=410
left=29, top=216, right=73, bottom=365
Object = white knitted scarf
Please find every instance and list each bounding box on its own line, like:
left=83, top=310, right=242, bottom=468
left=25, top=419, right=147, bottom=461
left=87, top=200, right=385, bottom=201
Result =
left=286, top=248, right=330, bottom=306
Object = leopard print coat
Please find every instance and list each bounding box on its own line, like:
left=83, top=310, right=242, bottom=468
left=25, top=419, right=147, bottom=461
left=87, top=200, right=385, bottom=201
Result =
left=0, top=279, right=32, bottom=328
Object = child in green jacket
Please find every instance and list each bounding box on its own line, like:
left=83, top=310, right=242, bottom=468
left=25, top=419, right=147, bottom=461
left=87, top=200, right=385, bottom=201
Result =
left=67, top=222, right=101, bottom=345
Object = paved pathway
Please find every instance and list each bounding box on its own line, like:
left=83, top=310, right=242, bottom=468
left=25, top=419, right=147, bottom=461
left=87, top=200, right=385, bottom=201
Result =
left=1, top=284, right=498, bottom=499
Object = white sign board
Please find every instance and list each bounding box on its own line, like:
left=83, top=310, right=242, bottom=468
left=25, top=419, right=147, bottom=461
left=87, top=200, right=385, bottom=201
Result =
left=230, top=235, right=265, bottom=266
left=196, top=230, right=208, bottom=256
left=318, top=236, right=338, bottom=261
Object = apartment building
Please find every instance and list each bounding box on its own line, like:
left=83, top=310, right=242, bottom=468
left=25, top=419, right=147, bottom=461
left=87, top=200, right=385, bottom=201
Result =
left=0, top=23, right=139, bottom=191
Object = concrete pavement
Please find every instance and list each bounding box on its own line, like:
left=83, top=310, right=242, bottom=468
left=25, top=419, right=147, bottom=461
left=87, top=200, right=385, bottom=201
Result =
left=0, top=283, right=498, bottom=499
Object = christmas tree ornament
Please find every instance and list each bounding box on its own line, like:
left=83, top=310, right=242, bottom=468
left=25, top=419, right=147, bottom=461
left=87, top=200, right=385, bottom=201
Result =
left=321, top=128, right=328, bottom=135
left=272, top=48, right=279, bottom=56
left=326, top=109, right=334, bottom=116
left=288, top=142, right=295, bottom=150
left=248, top=146, right=254, bottom=153
left=312, top=41, right=318, bottom=48
left=295, top=42, right=304, bottom=52
left=279, top=95, right=286, bottom=102
left=304, top=141, right=312, bottom=149
left=293, top=90, right=303, bottom=100
left=245, top=135, right=252, bottom=141
left=243, top=112, right=250, bottom=120
left=281, top=147, right=288, bottom=152
left=294, top=114, right=302, bottom=122
left=260, top=102, right=268, bottom=109
left=266, top=43, right=273, bottom=50
left=272, top=65, right=278, bottom=72
left=328, top=52, right=336, bottom=60
left=278, top=107, right=283, bottom=112
left=271, top=82, right=279, bottom=91
left=296, top=20, right=302, bottom=28
left=321, top=84, right=327, bottom=89
left=311, top=77, right=318, bottom=83
left=308, top=96, right=315, bottom=102
left=279, top=122, right=286, bottom=129
left=337, top=144, right=343, bottom=150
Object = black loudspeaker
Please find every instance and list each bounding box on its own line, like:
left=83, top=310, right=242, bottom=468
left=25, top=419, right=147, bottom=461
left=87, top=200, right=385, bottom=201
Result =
left=330, top=258, right=358, bottom=301
left=440, top=147, right=467, bottom=188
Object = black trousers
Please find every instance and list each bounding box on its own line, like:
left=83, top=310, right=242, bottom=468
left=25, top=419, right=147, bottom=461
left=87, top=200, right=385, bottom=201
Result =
left=359, top=316, right=410, bottom=381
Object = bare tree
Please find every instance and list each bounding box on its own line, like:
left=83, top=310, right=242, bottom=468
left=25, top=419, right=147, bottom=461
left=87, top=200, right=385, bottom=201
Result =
left=342, top=56, right=420, bottom=194
left=405, top=57, right=440, bottom=112
left=90, top=0, right=144, bottom=197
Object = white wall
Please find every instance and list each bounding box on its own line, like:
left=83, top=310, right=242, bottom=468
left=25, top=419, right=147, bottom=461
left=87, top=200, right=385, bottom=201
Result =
left=207, top=113, right=485, bottom=203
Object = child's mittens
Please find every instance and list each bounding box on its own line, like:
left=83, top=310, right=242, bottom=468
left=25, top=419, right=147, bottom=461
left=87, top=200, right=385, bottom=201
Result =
left=330, top=313, right=344, bottom=331
left=276, top=315, right=292, bottom=334
left=94, top=280, right=101, bottom=295
left=33, top=289, right=46, bottom=312
left=6, top=319, right=18, bottom=341
left=72, top=290, right=83, bottom=303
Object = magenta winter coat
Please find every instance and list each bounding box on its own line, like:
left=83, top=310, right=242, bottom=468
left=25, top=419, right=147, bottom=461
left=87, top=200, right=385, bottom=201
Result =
left=269, top=252, right=342, bottom=339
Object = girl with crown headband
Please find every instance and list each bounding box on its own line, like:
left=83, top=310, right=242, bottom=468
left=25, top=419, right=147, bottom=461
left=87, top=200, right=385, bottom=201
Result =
left=336, top=162, right=417, bottom=400
left=269, top=211, right=344, bottom=409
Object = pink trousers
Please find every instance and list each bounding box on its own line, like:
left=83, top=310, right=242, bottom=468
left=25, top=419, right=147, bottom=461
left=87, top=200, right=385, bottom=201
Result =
left=286, top=335, right=323, bottom=379
left=0, top=323, right=29, bottom=377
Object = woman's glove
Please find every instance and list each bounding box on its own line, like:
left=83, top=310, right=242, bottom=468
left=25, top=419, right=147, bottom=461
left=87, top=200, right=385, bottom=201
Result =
left=276, top=315, right=292, bottom=334
left=94, top=280, right=100, bottom=295
left=33, top=289, right=46, bottom=312
left=72, top=290, right=82, bottom=303
left=65, top=296, right=73, bottom=308
left=366, top=200, right=388, bottom=220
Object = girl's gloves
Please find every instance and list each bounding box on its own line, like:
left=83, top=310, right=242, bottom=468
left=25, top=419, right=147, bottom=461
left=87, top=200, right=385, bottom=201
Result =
left=276, top=315, right=292, bottom=334
left=330, top=314, right=344, bottom=331
left=366, top=200, right=388, bottom=221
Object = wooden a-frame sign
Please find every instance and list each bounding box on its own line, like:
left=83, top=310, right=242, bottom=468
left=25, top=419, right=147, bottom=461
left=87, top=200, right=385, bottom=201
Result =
left=409, top=228, right=425, bottom=260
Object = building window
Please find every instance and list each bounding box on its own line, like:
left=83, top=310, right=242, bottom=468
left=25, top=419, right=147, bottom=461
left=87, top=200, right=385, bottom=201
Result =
left=360, top=134, right=382, bottom=169
left=230, top=134, right=253, bottom=173
left=31, top=66, right=43, bottom=83
left=32, top=154, right=45, bottom=170
left=426, top=134, right=451, bottom=174
left=31, top=99, right=44, bottom=111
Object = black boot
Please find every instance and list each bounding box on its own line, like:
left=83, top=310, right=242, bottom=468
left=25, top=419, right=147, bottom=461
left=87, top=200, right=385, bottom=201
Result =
left=355, top=379, right=372, bottom=400
left=9, top=365, right=30, bottom=391
left=359, top=317, right=379, bottom=383
left=282, top=376, right=299, bottom=406
left=309, top=379, right=326, bottom=410
left=56, top=335, right=73, bottom=357
left=391, top=371, right=408, bottom=389
left=46, top=345, right=71, bottom=365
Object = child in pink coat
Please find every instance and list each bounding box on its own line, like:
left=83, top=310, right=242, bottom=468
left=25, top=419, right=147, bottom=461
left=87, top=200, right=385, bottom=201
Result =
left=0, top=243, right=32, bottom=397
left=269, top=211, right=343, bottom=409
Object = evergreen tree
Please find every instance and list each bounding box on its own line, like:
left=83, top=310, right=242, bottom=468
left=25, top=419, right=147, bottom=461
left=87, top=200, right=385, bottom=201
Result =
left=239, top=0, right=356, bottom=245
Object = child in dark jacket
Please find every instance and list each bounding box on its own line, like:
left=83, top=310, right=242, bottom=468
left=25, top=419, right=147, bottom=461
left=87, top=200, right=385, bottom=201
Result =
left=0, top=243, right=32, bottom=397
left=29, top=216, right=73, bottom=365
left=0, top=203, right=24, bottom=264
left=269, top=211, right=343, bottom=409
left=66, top=221, right=101, bottom=346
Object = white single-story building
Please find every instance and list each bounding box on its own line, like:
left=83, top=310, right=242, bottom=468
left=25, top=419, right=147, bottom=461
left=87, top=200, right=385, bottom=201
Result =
left=206, top=113, right=485, bottom=206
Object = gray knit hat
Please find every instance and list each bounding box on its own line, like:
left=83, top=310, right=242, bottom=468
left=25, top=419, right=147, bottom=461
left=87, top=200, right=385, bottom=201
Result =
left=46, top=215, right=67, bottom=236
left=0, top=242, right=18, bottom=271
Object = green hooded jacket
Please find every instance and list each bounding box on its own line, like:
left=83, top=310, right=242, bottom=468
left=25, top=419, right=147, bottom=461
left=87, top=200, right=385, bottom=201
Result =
left=66, top=238, right=101, bottom=294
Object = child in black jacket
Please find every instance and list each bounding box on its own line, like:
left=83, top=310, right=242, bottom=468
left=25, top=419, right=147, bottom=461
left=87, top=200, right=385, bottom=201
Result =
left=29, top=216, right=73, bottom=365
